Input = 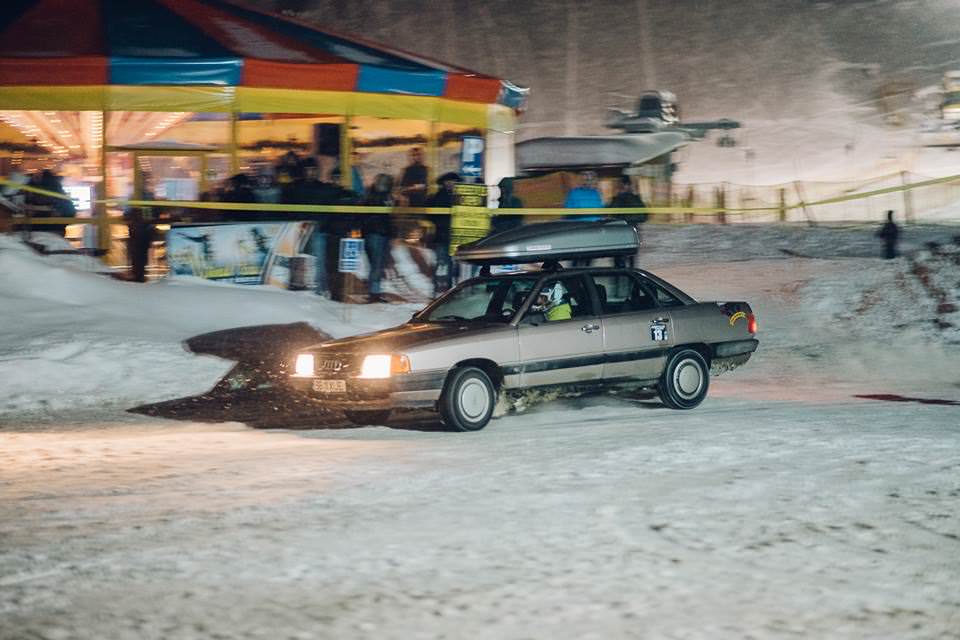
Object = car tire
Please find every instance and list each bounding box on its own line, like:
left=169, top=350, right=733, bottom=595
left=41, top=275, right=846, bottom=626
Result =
left=658, top=348, right=709, bottom=410
left=439, top=366, right=496, bottom=432
left=343, top=409, right=392, bottom=426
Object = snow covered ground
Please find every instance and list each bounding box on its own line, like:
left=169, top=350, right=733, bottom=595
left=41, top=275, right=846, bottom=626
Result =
left=2, top=225, right=959, bottom=639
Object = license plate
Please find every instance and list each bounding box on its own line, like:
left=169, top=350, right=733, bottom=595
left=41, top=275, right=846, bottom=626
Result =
left=312, top=379, right=346, bottom=394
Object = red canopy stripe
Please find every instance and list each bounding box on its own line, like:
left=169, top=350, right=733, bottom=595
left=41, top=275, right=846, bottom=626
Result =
left=0, top=55, right=108, bottom=86
left=242, top=59, right=357, bottom=92
left=444, top=74, right=502, bottom=104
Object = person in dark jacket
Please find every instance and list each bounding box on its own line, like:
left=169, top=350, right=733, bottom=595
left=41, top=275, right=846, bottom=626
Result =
left=283, top=158, right=343, bottom=297
left=876, top=210, right=900, bottom=259
left=222, top=173, right=257, bottom=204
left=362, top=173, right=395, bottom=303
left=491, top=176, right=524, bottom=235
left=425, top=171, right=459, bottom=294
left=608, top=175, right=647, bottom=222
left=398, top=147, right=429, bottom=206
left=609, top=175, right=648, bottom=269
left=124, top=171, right=154, bottom=282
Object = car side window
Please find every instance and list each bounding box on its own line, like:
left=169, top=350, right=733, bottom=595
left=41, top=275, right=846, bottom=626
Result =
left=651, top=282, right=683, bottom=307
left=592, top=274, right=657, bottom=314
left=523, top=276, right=592, bottom=323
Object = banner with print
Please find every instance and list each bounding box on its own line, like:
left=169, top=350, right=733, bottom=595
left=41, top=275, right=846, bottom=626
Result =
left=166, top=222, right=313, bottom=286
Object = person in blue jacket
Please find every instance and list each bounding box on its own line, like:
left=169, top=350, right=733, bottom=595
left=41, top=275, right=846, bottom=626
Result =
left=563, top=170, right=604, bottom=220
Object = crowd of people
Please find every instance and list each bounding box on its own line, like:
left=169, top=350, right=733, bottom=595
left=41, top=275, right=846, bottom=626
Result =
left=5, top=152, right=652, bottom=296
left=3, top=158, right=911, bottom=296
left=195, top=148, right=645, bottom=302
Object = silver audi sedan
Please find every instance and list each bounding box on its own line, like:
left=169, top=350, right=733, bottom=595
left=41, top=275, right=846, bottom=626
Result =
left=288, top=265, right=758, bottom=431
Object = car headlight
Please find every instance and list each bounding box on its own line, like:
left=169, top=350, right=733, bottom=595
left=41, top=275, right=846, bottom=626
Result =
left=293, top=353, right=315, bottom=377
left=358, top=354, right=410, bottom=379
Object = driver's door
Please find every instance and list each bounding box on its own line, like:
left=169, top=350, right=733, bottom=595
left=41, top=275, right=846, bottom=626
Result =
left=516, top=275, right=604, bottom=387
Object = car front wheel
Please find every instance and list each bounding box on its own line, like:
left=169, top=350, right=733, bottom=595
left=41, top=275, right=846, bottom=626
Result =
left=439, top=366, right=496, bottom=431
left=658, top=348, right=709, bottom=410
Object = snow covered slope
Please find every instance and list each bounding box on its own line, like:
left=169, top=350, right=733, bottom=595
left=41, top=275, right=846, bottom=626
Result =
left=1, top=224, right=958, bottom=420
left=0, top=234, right=417, bottom=418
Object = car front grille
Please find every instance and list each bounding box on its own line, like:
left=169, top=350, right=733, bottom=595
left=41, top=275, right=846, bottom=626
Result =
left=312, top=352, right=356, bottom=377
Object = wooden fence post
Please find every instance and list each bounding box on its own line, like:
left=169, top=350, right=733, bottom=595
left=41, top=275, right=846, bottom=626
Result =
left=716, top=184, right=727, bottom=224
left=778, top=187, right=787, bottom=222
left=900, top=170, right=914, bottom=224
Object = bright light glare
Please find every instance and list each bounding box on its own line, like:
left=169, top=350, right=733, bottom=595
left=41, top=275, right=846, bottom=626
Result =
left=359, top=354, right=392, bottom=379
left=294, top=354, right=314, bottom=377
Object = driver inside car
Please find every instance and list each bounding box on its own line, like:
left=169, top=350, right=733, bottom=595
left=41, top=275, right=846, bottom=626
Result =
left=532, top=282, right=572, bottom=321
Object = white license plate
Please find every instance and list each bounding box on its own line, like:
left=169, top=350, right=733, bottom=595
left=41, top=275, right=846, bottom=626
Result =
left=312, top=379, right=347, bottom=394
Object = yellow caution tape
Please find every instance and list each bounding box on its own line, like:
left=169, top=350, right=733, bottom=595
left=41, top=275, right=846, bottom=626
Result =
left=4, top=173, right=959, bottom=223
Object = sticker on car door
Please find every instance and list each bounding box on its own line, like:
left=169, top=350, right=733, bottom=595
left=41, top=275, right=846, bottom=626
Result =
left=650, top=321, right=669, bottom=341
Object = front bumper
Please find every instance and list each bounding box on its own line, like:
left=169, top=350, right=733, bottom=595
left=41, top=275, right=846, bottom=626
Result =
left=288, top=369, right=446, bottom=410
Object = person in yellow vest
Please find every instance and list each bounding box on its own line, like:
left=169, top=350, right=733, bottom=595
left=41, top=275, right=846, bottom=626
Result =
left=534, top=282, right=573, bottom=321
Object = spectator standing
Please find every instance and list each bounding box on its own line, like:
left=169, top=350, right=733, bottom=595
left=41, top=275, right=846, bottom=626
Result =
left=222, top=173, right=257, bottom=204
left=275, top=151, right=302, bottom=187
left=608, top=175, right=648, bottom=268
left=125, top=171, right=154, bottom=282
left=876, top=210, right=900, bottom=259
left=283, top=158, right=341, bottom=297
left=362, top=173, right=395, bottom=303
left=564, top=170, right=604, bottom=266
left=350, top=150, right=366, bottom=198
left=490, top=176, right=524, bottom=235
left=563, top=170, right=604, bottom=220
left=425, top=171, right=459, bottom=294
left=398, top=147, right=429, bottom=206
left=253, top=170, right=281, bottom=204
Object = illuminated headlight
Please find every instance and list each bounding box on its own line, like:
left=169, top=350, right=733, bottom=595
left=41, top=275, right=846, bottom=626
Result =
left=294, top=353, right=315, bottom=377
left=359, top=354, right=392, bottom=379
left=358, top=354, right=410, bottom=379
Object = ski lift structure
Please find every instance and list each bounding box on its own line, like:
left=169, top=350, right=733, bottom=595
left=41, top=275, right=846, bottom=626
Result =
left=512, top=90, right=741, bottom=208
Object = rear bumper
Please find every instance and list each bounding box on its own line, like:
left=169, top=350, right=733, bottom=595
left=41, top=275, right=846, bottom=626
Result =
left=710, top=339, right=758, bottom=376
left=288, top=369, right=445, bottom=410
left=713, top=339, right=759, bottom=358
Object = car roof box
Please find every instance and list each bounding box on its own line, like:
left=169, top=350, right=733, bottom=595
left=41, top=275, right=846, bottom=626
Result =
left=456, top=219, right=638, bottom=265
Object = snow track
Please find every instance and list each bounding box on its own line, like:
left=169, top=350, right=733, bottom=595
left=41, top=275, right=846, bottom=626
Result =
left=2, top=225, right=959, bottom=638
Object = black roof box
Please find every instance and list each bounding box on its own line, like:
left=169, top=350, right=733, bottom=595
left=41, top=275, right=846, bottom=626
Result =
left=456, top=219, right=639, bottom=265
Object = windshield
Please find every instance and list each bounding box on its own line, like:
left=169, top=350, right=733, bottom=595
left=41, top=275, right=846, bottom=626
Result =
left=417, top=277, right=538, bottom=323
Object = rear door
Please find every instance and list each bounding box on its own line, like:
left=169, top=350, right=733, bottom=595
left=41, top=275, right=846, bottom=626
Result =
left=589, top=272, right=674, bottom=381
left=516, top=274, right=605, bottom=387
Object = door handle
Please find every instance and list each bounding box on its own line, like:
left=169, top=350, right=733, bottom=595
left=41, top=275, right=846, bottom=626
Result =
left=581, top=323, right=600, bottom=333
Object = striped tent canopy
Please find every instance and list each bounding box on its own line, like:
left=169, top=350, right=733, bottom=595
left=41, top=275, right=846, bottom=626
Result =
left=0, top=0, right=527, bottom=128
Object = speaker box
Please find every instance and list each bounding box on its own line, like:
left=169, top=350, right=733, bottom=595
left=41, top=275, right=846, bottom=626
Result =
left=313, top=123, right=341, bottom=157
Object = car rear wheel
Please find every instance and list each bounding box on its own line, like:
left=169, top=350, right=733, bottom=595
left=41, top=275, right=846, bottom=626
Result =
left=439, top=366, right=496, bottom=432
left=343, top=409, right=392, bottom=426
left=658, top=348, right=709, bottom=410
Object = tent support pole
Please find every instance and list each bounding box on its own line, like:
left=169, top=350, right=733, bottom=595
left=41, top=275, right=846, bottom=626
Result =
left=96, top=110, right=109, bottom=258
left=427, top=120, right=438, bottom=190
left=229, top=111, right=239, bottom=174
left=340, top=115, right=352, bottom=190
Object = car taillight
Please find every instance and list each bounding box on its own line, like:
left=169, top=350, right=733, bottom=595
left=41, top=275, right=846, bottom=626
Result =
left=748, top=314, right=758, bottom=334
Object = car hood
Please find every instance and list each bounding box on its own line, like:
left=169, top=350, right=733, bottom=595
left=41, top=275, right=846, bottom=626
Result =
left=308, top=322, right=508, bottom=353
